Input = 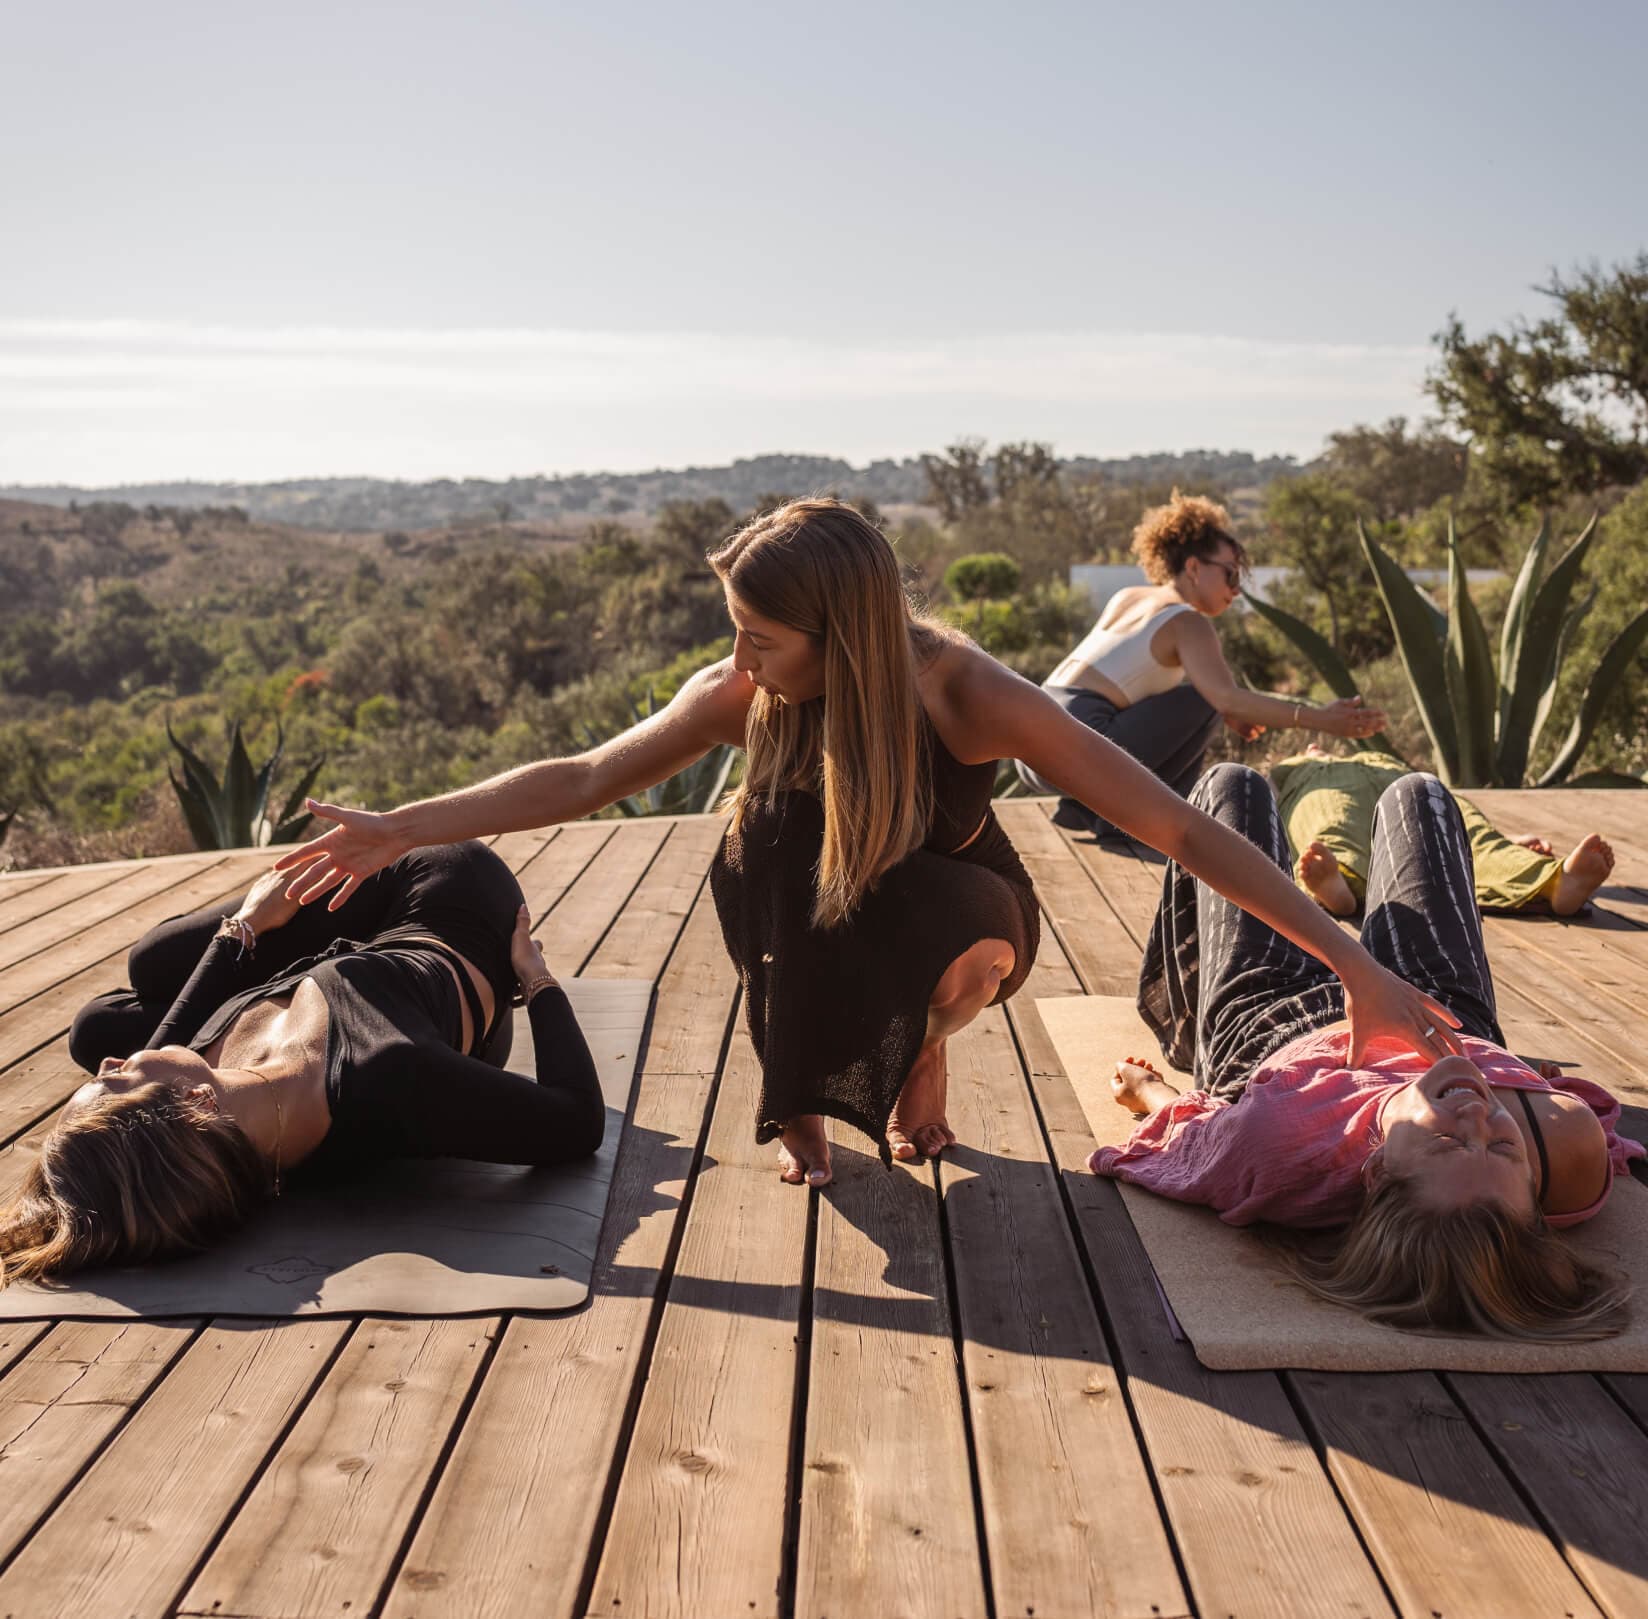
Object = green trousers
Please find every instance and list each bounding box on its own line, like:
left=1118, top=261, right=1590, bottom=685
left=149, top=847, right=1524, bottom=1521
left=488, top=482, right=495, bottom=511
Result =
left=1269, top=750, right=1560, bottom=911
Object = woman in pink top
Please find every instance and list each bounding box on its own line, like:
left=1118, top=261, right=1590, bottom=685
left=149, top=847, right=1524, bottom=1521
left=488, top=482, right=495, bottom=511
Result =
left=1091, top=762, right=1637, bottom=1342
left=1016, top=494, right=1386, bottom=837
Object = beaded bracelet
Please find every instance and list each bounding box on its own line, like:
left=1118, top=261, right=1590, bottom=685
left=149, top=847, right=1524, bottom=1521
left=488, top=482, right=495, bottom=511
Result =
left=516, top=974, right=560, bottom=1005
left=216, top=915, right=257, bottom=959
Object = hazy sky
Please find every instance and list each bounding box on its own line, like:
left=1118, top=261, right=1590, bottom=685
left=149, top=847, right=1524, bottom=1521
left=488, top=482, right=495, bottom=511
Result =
left=4, top=0, right=1642, bottom=485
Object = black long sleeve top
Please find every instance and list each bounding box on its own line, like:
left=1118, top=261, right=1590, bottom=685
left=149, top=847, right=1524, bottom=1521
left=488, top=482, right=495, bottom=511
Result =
left=152, top=930, right=604, bottom=1173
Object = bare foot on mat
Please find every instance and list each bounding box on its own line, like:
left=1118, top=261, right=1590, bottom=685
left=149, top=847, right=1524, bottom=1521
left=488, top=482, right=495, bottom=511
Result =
left=1111, top=1055, right=1180, bottom=1118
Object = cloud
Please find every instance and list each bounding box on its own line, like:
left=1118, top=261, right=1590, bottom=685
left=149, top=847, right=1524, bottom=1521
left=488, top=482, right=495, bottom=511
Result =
left=0, top=318, right=1433, bottom=484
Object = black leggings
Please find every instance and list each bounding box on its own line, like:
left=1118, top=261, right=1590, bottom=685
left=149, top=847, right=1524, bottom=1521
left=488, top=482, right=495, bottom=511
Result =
left=1016, top=684, right=1220, bottom=835
left=1138, top=764, right=1504, bottom=1097
left=69, top=841, right=524, bottom=1073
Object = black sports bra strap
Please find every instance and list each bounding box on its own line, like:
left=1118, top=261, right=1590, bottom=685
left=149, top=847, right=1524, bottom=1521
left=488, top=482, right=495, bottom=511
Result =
left=1516, top=1087, right=1550, bottom=1204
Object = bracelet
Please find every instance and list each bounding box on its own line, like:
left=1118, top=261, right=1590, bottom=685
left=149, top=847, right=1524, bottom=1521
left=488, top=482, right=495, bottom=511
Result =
left=216, top=915, right=257, bottom=959
left=1292, top=703, right=1303, bottom=728
left=516, top=973, right=560, bottom=1005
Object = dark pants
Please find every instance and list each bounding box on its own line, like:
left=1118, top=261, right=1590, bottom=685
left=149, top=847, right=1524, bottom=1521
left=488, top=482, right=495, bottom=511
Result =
left=1138, top=764, right=1504, bottom=1096
left=1016, top=684, right=1219, bottom=836
left=69, top=841, right=523, bottom=1073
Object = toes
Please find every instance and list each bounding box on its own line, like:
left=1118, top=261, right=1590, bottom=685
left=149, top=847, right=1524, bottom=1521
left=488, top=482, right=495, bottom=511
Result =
left=914, top=1124, right=949, bottom=1157
left=889, top=1132, right=918, bottom=1161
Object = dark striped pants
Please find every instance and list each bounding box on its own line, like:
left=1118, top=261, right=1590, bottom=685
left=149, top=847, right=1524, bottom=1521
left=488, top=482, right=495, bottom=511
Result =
left=1138, top=763, right=1505, bottom=1097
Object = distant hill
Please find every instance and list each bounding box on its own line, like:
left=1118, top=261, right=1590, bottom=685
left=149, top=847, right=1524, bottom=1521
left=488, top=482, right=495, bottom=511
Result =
left=4, top=448, right=1298, bottom=533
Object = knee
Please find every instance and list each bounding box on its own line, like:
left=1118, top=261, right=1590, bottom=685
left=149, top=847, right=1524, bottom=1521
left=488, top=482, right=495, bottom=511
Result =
left=1378, top=771, right=1446, bottom=815
left=1189, top=761, right=1262, bottom=808
left=933, top=937, right=1014, bottom=1010
left=68, top=996, right=137, bottom=1074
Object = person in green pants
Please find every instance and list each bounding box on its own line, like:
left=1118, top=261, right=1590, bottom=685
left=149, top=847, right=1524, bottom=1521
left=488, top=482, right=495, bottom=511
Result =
left=1271, top=747, right=1616, bottom=917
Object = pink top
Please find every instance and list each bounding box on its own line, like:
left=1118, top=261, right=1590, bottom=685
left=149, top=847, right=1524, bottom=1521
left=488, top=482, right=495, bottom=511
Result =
left=1088, top=1030, right=1644, bottom=1229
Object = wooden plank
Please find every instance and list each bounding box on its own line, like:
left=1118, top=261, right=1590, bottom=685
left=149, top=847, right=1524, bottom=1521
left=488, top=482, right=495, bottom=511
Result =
left=180, top=1318, right=496, bottom=1619
left=0, top=1320, right=198, bottom=1565
left=795, top=1127, right=987, bottom=1619
left=385, top=881, right=739, bottom=1619
left=1292, top=1370, right=1603, bottom=1619
left=541, top=819, right=672, bottom=972
left=995, top=801, right=1143, bottom=994
left=0, top=851, right=270, bottom=1033
left=1601, top=1375, right=1648, bottom=1433
left=512, top=821, right=618, bottom=919
left=1447, top=1372, right=1648, bottom=1619
left=585, top=1029, right=807, bottom=1619
left=582, top=816, right=724, bottom=981
left=0, top=867, right=130, bottom=937
left=943, top=1004, right=1190, bottom=1619
left=1008, top=933, right=1393, bottom=1619
left=0, top=855, right=221, bottom=977
left=0, top=1036, right=100, bottom=1148
left=0, top=1318, right=350, bottom=1619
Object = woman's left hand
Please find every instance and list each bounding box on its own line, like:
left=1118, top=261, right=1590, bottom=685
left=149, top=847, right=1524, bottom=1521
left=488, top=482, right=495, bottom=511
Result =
left=1341, top=960, right=1464, bottom=1066
left=233, top=865, right=309, bottom=937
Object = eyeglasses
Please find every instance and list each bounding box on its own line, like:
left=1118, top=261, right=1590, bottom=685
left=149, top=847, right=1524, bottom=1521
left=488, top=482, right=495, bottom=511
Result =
left=1199, top=557, right=1242, bottom=589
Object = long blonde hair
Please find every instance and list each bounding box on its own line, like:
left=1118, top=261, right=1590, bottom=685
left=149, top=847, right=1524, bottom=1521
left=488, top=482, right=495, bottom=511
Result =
left=1285, top=1172, right=1631, bottom=1342
left=0, top=1083, right=269, bottom=1286
left=709, top=499, right=940, bottom=929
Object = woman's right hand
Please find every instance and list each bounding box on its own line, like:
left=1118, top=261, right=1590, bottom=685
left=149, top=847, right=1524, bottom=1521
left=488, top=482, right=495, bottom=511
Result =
left=273, top=799, right=412, bottom=910
left=1318, top=695, right=1386, bottom=739
left=511, top=905, right=559, bottom=998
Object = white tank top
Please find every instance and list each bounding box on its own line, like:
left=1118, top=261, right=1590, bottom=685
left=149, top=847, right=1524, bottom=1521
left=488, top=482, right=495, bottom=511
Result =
left=1046, top=602, right=1194, bottom=704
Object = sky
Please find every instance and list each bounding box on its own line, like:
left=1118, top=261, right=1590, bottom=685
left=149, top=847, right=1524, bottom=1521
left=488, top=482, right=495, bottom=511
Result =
left=3, top=0, right=1643, bottom=486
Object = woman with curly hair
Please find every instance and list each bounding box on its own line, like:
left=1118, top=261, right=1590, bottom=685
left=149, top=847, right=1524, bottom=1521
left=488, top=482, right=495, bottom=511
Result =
left=1094, top=764, right=1638, bottom=1343
left=1017, top=491, right=1387, bottom=836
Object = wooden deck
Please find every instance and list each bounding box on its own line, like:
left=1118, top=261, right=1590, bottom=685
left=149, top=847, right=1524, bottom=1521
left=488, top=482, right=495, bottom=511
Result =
left=0, top=791, right=1644, bottom=1619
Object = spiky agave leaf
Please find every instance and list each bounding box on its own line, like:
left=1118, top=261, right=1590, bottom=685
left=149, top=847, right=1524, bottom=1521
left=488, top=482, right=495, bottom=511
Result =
left=269, top=754, right=328, bottom=843
left=1357, top=522, right=1459, bottom=780
left=1497, top=515, right=1599, bottom=786
left=1536, top=603, right=1648, bottom=786
left=168, top=765, right=226, bottom=851
left=1239, top=587, right=1403, bottom=759
left=165, top=720, right=231, bottom=848
left=1443, top=523, right=1497, bottom=786
left=1496, top=515, right=1550, bottom=740
left=1528, top=584, right=1597, bottom=760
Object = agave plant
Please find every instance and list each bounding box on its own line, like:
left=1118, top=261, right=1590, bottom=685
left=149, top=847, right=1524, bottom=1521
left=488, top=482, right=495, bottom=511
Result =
left=1238, top=591, right=1404, bottom=761
left=581, top=690, right=739, bottom=816
left=1253, top=515, right=1648, bottom=788
left=167, top=720, right=327, bottom=849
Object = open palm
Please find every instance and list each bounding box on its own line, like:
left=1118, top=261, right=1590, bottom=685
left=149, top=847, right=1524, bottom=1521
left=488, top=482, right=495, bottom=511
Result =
left=273, top=799, right=410, bottom=910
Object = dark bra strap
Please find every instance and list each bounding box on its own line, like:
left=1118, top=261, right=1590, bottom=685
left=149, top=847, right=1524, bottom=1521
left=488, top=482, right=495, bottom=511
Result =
left=1516, top=1087, right=1550, bottom=1204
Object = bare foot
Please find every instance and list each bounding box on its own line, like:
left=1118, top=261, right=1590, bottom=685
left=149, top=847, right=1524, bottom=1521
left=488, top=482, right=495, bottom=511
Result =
left=1297, top=841, right=1357, bottom=916
left=888, top=1039, right=956, bottom=1161
left=1111, top=1055, right=1180, bottom=1118
left=1551, top=833, right=1615, bottom=916
left=777, top=1115, right=832, bottom=1187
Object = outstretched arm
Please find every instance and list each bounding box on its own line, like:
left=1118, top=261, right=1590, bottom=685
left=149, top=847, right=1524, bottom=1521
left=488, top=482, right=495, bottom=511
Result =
left=949, top=650, right=1462, bottom=1066
left=278, top=658, right=753, bottom=909
left=1172, top=614, right=1385, bottom=739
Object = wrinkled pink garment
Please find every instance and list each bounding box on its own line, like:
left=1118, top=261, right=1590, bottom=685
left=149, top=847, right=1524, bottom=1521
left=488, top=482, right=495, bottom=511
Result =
left=1088, top=1029, right=1644, bottom=1229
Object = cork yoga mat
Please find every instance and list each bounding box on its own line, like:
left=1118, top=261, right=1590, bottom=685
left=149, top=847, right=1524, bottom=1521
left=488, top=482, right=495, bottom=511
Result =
left=0, top=977, right=653, bottom=1319
left=1038, top=994, right=1648, bottom=1372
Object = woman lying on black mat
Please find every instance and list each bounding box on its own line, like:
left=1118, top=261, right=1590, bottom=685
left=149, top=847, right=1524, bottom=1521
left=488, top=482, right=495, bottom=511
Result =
left=0, top=841, right=600, bottom=1285
left=1092, top=764, right=1641, bottom=1342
